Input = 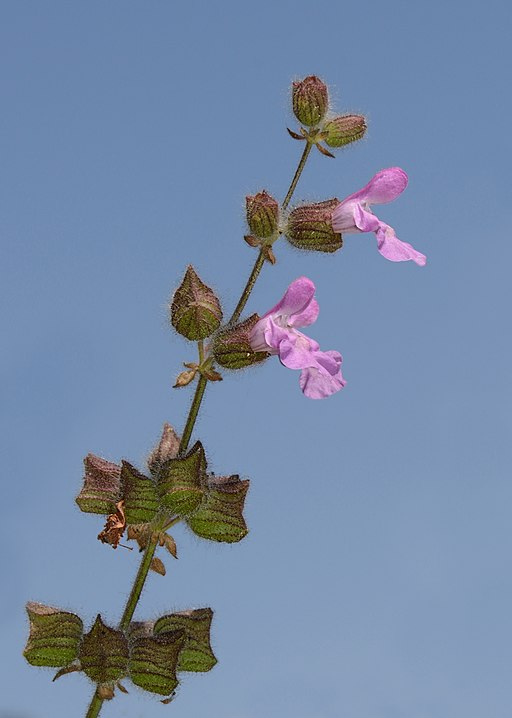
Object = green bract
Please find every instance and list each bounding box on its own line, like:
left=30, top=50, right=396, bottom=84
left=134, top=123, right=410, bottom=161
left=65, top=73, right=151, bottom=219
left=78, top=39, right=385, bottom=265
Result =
left=187, top=474, right=249, bottom=543
left=76, top=454, right=121, bottom=515
left=24, top=603, right=83, bottom=668
left=79, top=616, right=129, bottom=684
left=157, top=440, right=206, bottom=515
left=129, top=631, right=185, bottom=696
left=154, top=608, right=217, bottom=672
left=121, top=461, right=159, bottom=525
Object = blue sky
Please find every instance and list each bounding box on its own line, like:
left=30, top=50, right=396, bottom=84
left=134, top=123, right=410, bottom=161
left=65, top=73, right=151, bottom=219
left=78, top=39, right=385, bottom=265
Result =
left=1, top=1, right=511, bottom=716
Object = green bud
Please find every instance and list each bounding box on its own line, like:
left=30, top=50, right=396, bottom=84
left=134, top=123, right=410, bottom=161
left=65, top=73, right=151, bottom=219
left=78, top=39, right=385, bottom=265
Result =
left=170, top=266, right=222, bottom=341
left=79, top=615, right=129, bottom=683
left=129, top=630, right=185, bottom=696
left=285, top=199, right=342, bottom=253
left=246, top=191, right=279, bottom=239
left=213, top=314, right=270, bottom=370
left=322, top=114, right=367, bottom=147
left=187, top=474, right=249, bottom=543
left=120, top=461, right=159, bottom=525
left=157, top=440, right=206, bottom=515
left=292, top=76, right=329, bottom=127
left=76, top=454, right=121, bottom=515
left=154, top=608, right=217, bottom=673
left=24, top=603, right=83, bottom=668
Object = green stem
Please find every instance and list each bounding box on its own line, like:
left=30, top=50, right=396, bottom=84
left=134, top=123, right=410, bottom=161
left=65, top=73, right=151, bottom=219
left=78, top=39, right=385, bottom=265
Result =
left=228, top=249, right=266, bottom=325
left=119, top=537, right=159, bottom=631
left=85, top=692, right=103, bottom=718
left=198, top=339, right=205, bottom=365
left=178, top=374, right=208, bottom=455
left=281, top=140, right=313, bottom=211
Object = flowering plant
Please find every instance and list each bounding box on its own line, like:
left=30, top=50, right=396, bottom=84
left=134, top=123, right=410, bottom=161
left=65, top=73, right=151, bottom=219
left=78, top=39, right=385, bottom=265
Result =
left=24, top=75, right=425, bottom=717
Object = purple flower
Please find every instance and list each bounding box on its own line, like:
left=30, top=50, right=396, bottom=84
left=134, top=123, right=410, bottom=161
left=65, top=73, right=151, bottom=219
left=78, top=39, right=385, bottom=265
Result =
left=331, top=167, right=426, bottom=266
left=250, top=277, right=346, bottom=400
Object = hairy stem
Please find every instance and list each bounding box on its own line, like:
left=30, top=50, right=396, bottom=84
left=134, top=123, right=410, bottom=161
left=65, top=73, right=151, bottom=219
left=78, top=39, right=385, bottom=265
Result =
left=84, top=691, right=104, bottom=718
left=178, top=374, right=208, bottom=455
left=229, top=249, right=266, bottom=325
left=281, top=140, right=313, bottom=211
left=119, top=537, right=159, bottom=631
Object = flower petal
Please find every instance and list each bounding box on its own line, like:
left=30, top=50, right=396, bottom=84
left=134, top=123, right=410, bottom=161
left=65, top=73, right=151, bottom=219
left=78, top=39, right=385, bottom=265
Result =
left=299, top=351, right=346, bottom=399
left=277, top=331, right=320, bottom=370
left=344, top=167, right=408, bottom=205
left=353, top=205, right=380, bottom=233
left=375, top=223, right=427, bottom=266
left=263, top=276, right=318, bottom=326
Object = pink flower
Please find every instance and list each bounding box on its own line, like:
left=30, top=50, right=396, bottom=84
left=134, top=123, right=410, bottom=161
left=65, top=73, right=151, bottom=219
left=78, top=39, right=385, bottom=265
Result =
left=250, top=277, right=346, bottom=400
left=332, top=167, right=426, bottom=266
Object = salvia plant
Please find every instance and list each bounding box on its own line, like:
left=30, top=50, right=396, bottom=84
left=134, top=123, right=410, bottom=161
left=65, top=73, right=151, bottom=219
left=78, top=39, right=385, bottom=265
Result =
left=24, top=74, right=426, bottom=716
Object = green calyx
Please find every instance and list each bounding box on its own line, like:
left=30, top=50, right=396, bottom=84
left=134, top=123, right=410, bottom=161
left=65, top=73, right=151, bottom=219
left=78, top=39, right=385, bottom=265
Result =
left=154, top=608, right=217, bottom=672
left=157, top=440, right=206, bottom=515
left=292, top=75, right=329, bottom=127
left=129, top=630, right=185, bottom=696
left=322, top=114, right=367, bottom=148
left=187, top=474, right=249, bottom=543
left=285, top=199, right=342, bottom=253
left=24, top=603, right=83, bottom=668
left=76, top=454, right=121, bottom=515
left=213, top=314, right=270, bottom=370
left=120, top=461, right=159, bottom=525
left=79, top=616, right=130, bottom=684
left=246, top=190, right=279, bottom=239
left=171, top=265, right=223, bottom=341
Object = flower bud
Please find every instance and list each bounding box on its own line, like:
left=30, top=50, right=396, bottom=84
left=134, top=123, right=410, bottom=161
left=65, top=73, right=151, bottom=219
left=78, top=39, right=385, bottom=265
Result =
left=285, top=199, right=342, bottom=253
left=213, top=314, right=270, bottom=370
left=79, top=615, right=129, bottom=683
left=323, top=114, right=367, bottom=147
left=24, top=603, right=83, bottom=668
left=157, top=440, right=206, bottom=515
left=154, top=608, right=217, bottom=672
left=246, top=191, right=279, bottom=239
left=292, top=76, right=329, bottom=127
left=187, top=474, right=249, bottom=543
left=171, top=266, right=222, bottom=341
